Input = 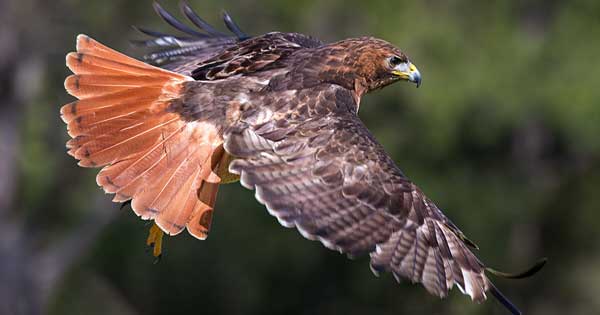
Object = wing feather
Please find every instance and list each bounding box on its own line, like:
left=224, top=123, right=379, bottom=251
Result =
left=132, top=1, right=247, bottom=72
left=223, top=84, right=510, bottom=307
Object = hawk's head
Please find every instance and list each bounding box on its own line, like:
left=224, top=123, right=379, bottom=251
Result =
left=316, top=37, right=421, bottom=95
left=346, top=37, right=421, bottom=91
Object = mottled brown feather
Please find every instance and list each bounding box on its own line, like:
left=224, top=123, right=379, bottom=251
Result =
left=221, top=83, right=492, bottom=303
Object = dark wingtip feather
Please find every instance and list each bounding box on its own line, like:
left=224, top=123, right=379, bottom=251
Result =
left=153, top=1, right=208, bottom=37
left=130, top=26, right=195, bottom=47
left=132, top=25, right=172, bottom=38
left=133, top=1, right=250, bottom=65
left=486, top=257, right=547, bottom=280
left=489, top=283, right=522, bottom=315
left=180, top=1, right=227, bottom=37
left=222, top=11, right=249, bottom=40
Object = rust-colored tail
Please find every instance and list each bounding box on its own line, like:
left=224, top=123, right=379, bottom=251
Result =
left=62, top=34, right=223, bottom=239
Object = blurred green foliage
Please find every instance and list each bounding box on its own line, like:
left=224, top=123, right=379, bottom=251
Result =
left=6, top=0, right=600, bottom=314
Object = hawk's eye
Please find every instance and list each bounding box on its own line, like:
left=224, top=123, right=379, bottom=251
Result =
left=388, top=56, right=403, bottom=67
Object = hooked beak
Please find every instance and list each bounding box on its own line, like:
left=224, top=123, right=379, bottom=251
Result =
left=392, top=62, right=422, bottom=88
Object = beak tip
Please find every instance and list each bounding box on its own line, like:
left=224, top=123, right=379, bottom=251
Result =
left=413, top=73, right=422, bottom=88
left=408, top=63, right=421, bottom=88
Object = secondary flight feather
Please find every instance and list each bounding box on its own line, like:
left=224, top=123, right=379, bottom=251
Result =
left=61, top=2, right=543, bottom=314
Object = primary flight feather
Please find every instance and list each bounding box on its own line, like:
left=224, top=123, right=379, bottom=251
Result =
left=61, top=2, right=534, bottom=314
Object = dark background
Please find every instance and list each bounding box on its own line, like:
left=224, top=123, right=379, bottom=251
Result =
left=1, top=1, right=599, bottom=314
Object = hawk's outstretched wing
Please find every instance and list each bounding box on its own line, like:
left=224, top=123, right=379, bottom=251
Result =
left=224, top=83, right=508, bottom=305
left=133, top=2, right=322, bottom=75
left=133, top=2, right=246, bottom=71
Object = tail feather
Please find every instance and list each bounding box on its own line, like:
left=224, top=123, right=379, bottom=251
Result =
left=61, top=90, right=159, bottom=122
left=62, top=34, right=224, bottom=239
left=64, top=81, right=131, bottom=99
left=66, top=74, right=170, bottom=90
left=188, top=182, right=218, bottom=238
left=66, top=51, right=175, bottom=77
left=158, top=165, right=203, bottom=233
left=76, top=34, right=177, bottom=70
left=185, top=145, right=226, bottom=238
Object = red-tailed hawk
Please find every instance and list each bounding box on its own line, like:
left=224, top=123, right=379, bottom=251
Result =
left=61, top=2, right=543, bottom=314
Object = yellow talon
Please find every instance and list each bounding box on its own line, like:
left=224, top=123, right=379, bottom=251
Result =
left=216, top=152, right=240, bottom=184
left=146, top=223, right=164, bottom=259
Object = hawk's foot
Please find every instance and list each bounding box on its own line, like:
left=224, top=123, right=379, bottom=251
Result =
left=146, top=223, right=164, bottom=261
